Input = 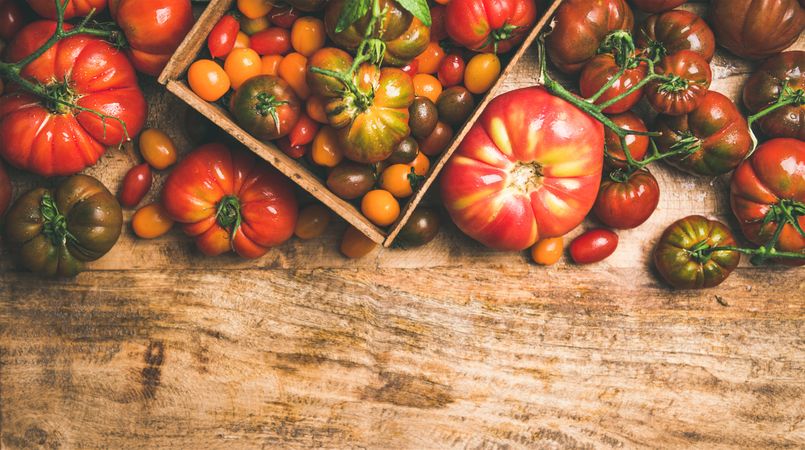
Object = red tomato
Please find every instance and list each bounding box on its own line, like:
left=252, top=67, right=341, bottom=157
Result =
left=605, top=112, right=649, bottom=169
left=109, top=0, right=194, bottom=76
left=0, top=21, right=146, bottom=177
left=26, top=0, right=106, bottom=19
left=445, top=0, right=539, bottom=53
left=250, top=27, right=292, bottom=55
left=268, top=5, right=301, bottom=28
left=430, top=5, right=448, bottom=42
left=208, top=15, right=240, bottom=58
left=277, top=137, right=308, bottom=159
left=400, top=59, right=419, bottom=77
left=441, top=87, right=604, bottom=251
left=645, top=50, right=712, bottom=116
left=162, top=144, right=299, bottom=258
left=630, top=0, right=685, bottom=13
left=569, top=229, right=619, bottom=264
left=730, top=138, right=805, bottom=265
left=636, top=9, right=716, bottom=62
left=579, top=54, right=648, bottom=114
left=709, top=0, right=804, bottom=60
left=288, top=112, right=319, bottom=147
left=119, top=163, right=153, bottom=208
left=437, top=54, right=465, bottom=87
left=0, top=161, right=10, bottom=219
left=593, top=169, right=660, bottom=229
left=0, top=0, right=27, bottom=41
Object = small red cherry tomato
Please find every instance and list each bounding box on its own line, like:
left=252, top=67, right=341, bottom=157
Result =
left=208, top=15, right=240, bottom=58
left=401, top=59, right=419, bottom=77
left=277, top=137, right=308, bottom=159
left=569, top=229, right=619, bottom=264
left=288, top=112, right=319, bottom=147
left=268, top=5, right=301, bottom=29
left=119, top=163, right=152, bottom=208
left=250, top=27, right=292, bottom=55
left=437, top=53, right=465, bottom=87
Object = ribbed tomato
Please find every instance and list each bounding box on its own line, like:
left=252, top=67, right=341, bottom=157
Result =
left=579, top=53, right=648, bottom=114
left=636, top=9, right=716, bottom=61
left=743, top=51, right=805, bottom=141
left=0, top=21, right=146, bottom=177
left=445, top=0, right=539, bottom=53
left=645, top=50, right=712, bottom=116
left=441, top=86, right=604, bottom=251
left=709, top=0, right=804, bottom=60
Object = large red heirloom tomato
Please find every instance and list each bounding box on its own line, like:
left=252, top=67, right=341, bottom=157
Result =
left=0, top=21, right=146, bottom=177
left=162, top=144, right=298, bottom=259
left=440, top=87, right=604, bottom=251
left=730, top=138, right=805, bottom=265
left=709, top=0, right=804, bottom=60
left=445, top=0, right=539, bottom=53
left=26, top=0, right=107, bottom=20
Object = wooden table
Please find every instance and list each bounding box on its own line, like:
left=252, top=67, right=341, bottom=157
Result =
left=2, top=9, right=804, bottom=448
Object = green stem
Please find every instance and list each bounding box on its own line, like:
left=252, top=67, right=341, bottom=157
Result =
left=216, top=195, right=242, bottom=249
left=746, top=82, right=805, bottom=154
left=596, top=71, right=661, bottom=111
left=587, top=64, right=627, bottom=103
left=40, top=192, right=77, bottom=247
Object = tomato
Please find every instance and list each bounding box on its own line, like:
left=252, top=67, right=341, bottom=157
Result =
left=396, top=207, right=441, bottom=248
left=546, top=0, right=634, bottom=74
left=1, top=0, right=27, bottom=41
left=408, top=151, right=430, bottom=176
left=4, top=175, right=122, bottom=277
left=645, top=50, right=711, bottom=116
left=418, top=121, right=453, bottom=156
left=0, top=21, right=146, bottom=177
left=361, top=189, right=400, bottom=226
left=277, top=52, right=310, bottom=99
left=235, top=31, right=250, bottom=49
left=162, top=144, right=298, bottom=258
left=188, top=59, right=231, bottom=101
left=327, top=162, right=375, bottom=200
left=306, top=95, right=329, bottom=123
left=0, top=161, right=11, bottom=219
left=400, top=59, right=419, bottom=77
left=389, top=137, right=419, bottom=164
left=380, top=164, right=417, bottom=198
left=119, top=163, right=152, bottom=208
left=654, top=91, right=752, bottom=176
left=26, top=0, right=105, bottom=20
left=604, top=112, right=649, bottom=169
left=413, top=73, right=443, bottom=103
left=290, top=17, right=325, bottom=57
left=241, top=15, right=271, bottom=35
left=294, top=203, right=330, bottom=239
left=311, top=126, right=344, bottom=167
left=238, top=0, right=272, bottom=19
left=654, top=215, right=741, bottom=289
left=230, top=75, right=301, bottom=140
left=260, top=54, right=283, bottom=75
left=139, top=128, right=178, bottom=170
left=224, top=48, right=263, bottom=89
left=636, top=9, right=716, bottom=62
left=415, top=41, right=446, bottom=74
left=409, top=97, right=439, bottom=139
left=730, top=138, right=805, bottom=265
left=593, top=169, right=660, bottom=229
left=441, top=87, right=604, bottom=251
left=276, top=137, right=308, bottom=159
left=445, top=0, right=539, bottom=53
left=430, top=5, right=448, bottom=41
left=109, top=0, right=194, bottom=76
left=579, top=54, right=648, bottom=114
left=530, top=237, right=563, bottom=265
left=287, top=112, right=319, bottom=147
left=629, top=0, right=685, bottom=13
left=437, top=54, right=465, bottom=87
left=132, top=203, right=174, bottom=239
left=208, top=15, right=240, bottom=59
left=268, top=5, right=301, bottom=28
left=250, top=28, right=292, bottom=55
left=340, top=225, right=377, bottom=258
left=743, top=51, right=805, bottom=141
left=709, top=0, right=804, bottom=60
left=464, top=53, right=501, bottom=94
left=569, top=229, right=619, bottom=264
left=324, top=0, right=430, bottom=66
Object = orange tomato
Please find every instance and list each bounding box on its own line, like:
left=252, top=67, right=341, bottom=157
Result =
left=139, top=128, right=178, bottom=170
left=361, top=189, right=400, bottom=226
left=237, top=0, right=272, bottom=19
left=224, top=48, right=262, bottom=90
left=132, top=203, right=174, bottom=239
left=412, top=73, right=442, bottom=103
left=414, top=41, right=445, bottom=74
left=340, top=225, right=377, bottom=259
left=260, top=54, right=283, bottom=75
left=306, top=95, right=329, bottom=124
left=240, top=15, right=270, bottom=35
left=291, top=17, right=325, bottom=57
left=531, top=237, right=564, bottom=265
left=188, top=59, right=230, bottom=102
left=465, top=53, right=501, bottom=94
left=311, top=126, right=344, bottom=167
left=294, top=204, right=331, bottom=239
left=278, top=52, right=310, bottom=99
left=380, top=164, right=417, bottom=198
left=408, top=151, right=430, bottom=176
left=234, top=31, right=250, bottom=49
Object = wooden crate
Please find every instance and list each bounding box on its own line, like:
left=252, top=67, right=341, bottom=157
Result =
left=159, top=0, right=563, bottom=245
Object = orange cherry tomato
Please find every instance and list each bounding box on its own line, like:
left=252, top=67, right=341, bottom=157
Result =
left=408, top=151, right=430, bottom=176
left=294, top=203, right=331, bottom=239
left=311, top=126, right=344, bottom=167
left=414, top=41, right=445, bottom=74
left=139, top=128, right=178, bottom=170
left=260, top=54, right=283, bottom=75
left=380, top=163, right=417, bottom=198
left=306, top=95, right=329, bottom=124
left=340, top=225, right=377, bottom=259
left=188, top=59, right=230, bottom=102
left=224, top=48, right=262, bottom=90
left=278, top=52, right=310, bottom=99
left=361, top=189, right=400, bottom=226
left=465, top=53, right=501, bottom=94
left=291, top=16, right=325, bottom=57
left=412, top=73, right=443, bottom=103
left=531, top=237, right=564, bottom=265
left=237, top=0, right=272, bottom=19
left=132, top=203, right=174, bottom=239
left=234, top=31, right=250, bottom=49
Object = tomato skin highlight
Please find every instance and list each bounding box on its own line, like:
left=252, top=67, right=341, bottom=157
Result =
left=119, top=163, right=153, bottom=208
left=569, top=229, right=619, bottom=264
left=208, top=15, right=240, bottom=58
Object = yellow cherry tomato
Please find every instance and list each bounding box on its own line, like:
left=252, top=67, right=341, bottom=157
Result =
left=188, top=59, right=230, bottom=102
left=306, top=95, right=329, bottom=124
left=132, top=203, right=174, bottom=239
left=340, top=225, right=377, bottom=259
left=237, top=0, right=272, bottom=19
left=260, top=54, right=283, bottom=75
left=465, top=52, right=501, bottom=94
left=408, top=151, right=430, bottom=176
left=361, top=189, right=400, bottom=226
left=225, top=48, right=262, bottom=90
left=311, top=126, right=344, bottom=167
left=240, top=15, right=270, bottom=35
left=139, top=128, right=178, bottom=170
left=294, top=204, right=331, bottom=240
left=412, top=73, right=442, bottom=104
left=278, top=52, right=310, bottom=99
left=531, top=237, right=564, bottom=265
left=291, top=17, right=325, bottom=57
left=380, top=163, right=416, bottom=198
left=234, top=31, right=250, bottom=49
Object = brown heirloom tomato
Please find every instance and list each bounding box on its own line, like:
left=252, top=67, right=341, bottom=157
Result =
left=4, top=175, right=123, bottom=277
left=654, top=215, right=741, bottom=289
left=654, top=91, right=752, bottom=176
left=230, top=75, right=302, bottom=141
left=636, top=9, right=716, bottom=61
left=730, top=138, right=805, bottom=266
left=743, top=51, right=805, bottom=141
left=545, top=0, right=634, bottom=74
left=396, top=207, right=441, bottom=248
left=604, top=112, right=649, bottom=169
left=709, top=0, right=805, bottom=60
left=579, top=54, right=648, bottom=114
left=629, top=0, right=685, bottom=13
left=645, top=50, right=711, bottom=116
left=593, top=169, right=660, bottom=230
left=1, top=0, right=28, bottom=41
left=445, top=0, right=539, bottom=53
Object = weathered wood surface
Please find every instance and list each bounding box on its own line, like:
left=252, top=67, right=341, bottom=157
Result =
left=1, top=4, right=804, bottom=449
